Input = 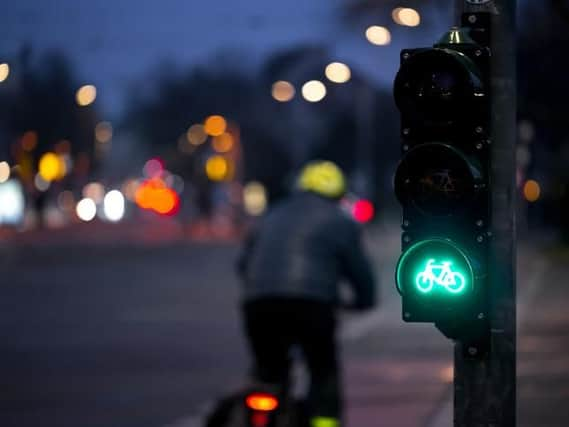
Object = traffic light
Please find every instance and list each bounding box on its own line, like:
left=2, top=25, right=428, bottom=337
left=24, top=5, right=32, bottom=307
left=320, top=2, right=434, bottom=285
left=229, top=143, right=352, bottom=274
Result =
left=393, top=21, right=491, bottom=342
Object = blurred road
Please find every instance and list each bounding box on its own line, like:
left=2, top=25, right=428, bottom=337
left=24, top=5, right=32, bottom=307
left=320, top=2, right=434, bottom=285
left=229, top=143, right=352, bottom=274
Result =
left=0, top=221, right=566, bottom=427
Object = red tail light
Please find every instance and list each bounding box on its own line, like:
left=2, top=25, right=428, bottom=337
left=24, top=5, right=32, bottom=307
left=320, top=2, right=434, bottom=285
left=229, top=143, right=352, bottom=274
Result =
left=245, top=393, right=279, bottom=411
left=352, top=199, right=375, bottom=223
left=250, top=411, right=270, bottom=427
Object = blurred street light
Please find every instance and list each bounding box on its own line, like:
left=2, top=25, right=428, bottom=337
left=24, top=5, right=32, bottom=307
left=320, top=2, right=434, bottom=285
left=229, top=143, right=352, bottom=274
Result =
left=301, top=80, right=327, bottom=102
left=366, top=26, right=391, bottom=45
left=0, top=180, right=25, bottom=225
left=206, top=155, right=229, bottom=181
left=95, top=121, right=113, bottom=143
left=186, top=124, right=208, bottom=145
left=0, top=63, right=9, bottom=83
left=243, top=181, right=267, bottom=216
left=271, top=81, right=295, bottom=102
left=523, top=180, right=541, bottom=202
left=204, top=115, right=227, bottom=137
left=76, top=85, right=97, bottom=106
left=76, top=198, right=97, bottom=222
left=325, top=62, right=351, bottom=84
left=39, top=152, right=66, bottom=182
left=212, top=132, right=234, bottom=153
left=103, top=190, right=125, bottom=222
left=0, top=161, right=10, bottom=183
left=392, top=7, right=421, bottom=27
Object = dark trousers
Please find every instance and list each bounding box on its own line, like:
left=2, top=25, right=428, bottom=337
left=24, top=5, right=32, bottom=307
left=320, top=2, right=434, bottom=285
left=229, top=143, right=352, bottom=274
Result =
left=243, top=297, right=341, bottom=419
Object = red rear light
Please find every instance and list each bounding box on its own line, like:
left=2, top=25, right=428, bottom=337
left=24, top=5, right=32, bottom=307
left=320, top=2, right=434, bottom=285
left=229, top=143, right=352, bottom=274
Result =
left=250, top=411, right=270, bottom=427
left=352, top=199, right=375, bottom=223
left=245, top=393, right=279, bottom=411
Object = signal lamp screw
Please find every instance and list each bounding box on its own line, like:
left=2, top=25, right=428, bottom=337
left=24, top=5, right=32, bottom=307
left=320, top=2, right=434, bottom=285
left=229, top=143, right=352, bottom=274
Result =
left=402, top=52, right=410, bottom=60
left=468, top=15, right=477, bottom=24
left=403, top=128, right=410, bottom=136
left=468, top=347, right=478, bottom=356
left=476, top=142, right=483, bottom=150
left=403, top=220, right=410, bottom=227
left=403, top=144, right=409, bottom=151
left=476, top=219, right=484, bottom=227
left=475, top=126, right=484, bottom=134
left=476, top=235, right=484, bottom=243
left=475, top=49, right=483, bottom=57
left=478, top=313, right=485, bottom=320
left=403, top=235, right=411, bottom=243
left=404, top=312, right=411, bottom=319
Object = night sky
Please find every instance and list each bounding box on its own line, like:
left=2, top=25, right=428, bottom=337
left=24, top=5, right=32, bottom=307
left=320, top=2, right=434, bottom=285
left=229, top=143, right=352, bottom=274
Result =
left=0, top=1, right=495, bottom=117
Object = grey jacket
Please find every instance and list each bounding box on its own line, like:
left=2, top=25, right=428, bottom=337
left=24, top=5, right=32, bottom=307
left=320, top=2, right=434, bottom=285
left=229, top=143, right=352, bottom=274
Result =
left=237, top=192, right=376, bottom=309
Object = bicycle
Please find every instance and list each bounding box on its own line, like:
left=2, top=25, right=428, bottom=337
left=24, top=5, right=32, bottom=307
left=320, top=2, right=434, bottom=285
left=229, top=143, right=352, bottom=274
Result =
left=415, top=259, right=465, bottom=294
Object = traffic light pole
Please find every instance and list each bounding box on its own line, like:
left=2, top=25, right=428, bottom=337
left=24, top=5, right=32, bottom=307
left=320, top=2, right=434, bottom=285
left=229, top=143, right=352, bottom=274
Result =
left=453, top=1, right=517, bottom=426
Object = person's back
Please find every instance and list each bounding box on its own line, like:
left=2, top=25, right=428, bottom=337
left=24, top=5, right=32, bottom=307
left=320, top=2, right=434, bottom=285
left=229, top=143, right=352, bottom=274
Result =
left=237, top=161, right=377, bottom=427
left=240, top=191, right=374, bottom=308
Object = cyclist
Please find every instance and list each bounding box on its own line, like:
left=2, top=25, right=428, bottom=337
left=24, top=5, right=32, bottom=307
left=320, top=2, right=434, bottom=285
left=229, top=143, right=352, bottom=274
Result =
left=237, top=160, right=377, bottom=427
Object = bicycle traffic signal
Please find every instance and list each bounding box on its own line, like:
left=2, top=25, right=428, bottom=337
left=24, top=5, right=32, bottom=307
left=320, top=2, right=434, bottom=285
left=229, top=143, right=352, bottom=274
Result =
left=393, top=21, right=491, bottom=341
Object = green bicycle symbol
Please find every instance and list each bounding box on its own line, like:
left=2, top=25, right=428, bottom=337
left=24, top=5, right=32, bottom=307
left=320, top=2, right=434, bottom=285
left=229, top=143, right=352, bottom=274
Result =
left=415, top=259, right=466, bottom=294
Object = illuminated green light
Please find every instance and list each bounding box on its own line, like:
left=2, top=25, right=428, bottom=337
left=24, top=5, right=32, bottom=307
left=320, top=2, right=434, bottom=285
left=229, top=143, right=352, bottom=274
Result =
left=396, top=238, right=474, bottom=299
left=415, top=259, right=466, bottom=294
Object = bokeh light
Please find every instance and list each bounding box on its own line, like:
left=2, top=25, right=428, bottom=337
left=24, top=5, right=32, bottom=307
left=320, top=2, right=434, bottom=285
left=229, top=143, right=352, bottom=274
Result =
left=392, top=7, right=421, bottom=27
left=143, top=157, right=164, bottom=178
left=39, top=152, right=66, bottom=182
left=212, top=132, right=234, bottom=153
left=243, top=181, right=267, bottom=216
left=0, top=180, right=25, bottom=225
left=366, top=26, right=391, bottom=45
left=186, top=124, right=208, bottom=146
left=76, top=198, right=97, bottom=222
left=204, top=115, right=227, bottom=137
left=0, top=63, right=9, bottom=83
left=76, top=85, right=97, bottom=106
left=271, top=81, right=295, bottom=102
left=82, top=182, right=105, bottom=204
left=206, top=155, right=229, bottom=181
left=34, top=173, right=50, bottom=192
left=523, top=180, right=541, bottom=202
left=301, top=80, right=327, bottom=102
left=95, top=122, right=113, bottom=143
left=135, top=178, right=180, bottom=216
left=122, top=179, right=140, bottom=201
left=352, top=199, right=375, bottom=223
left=325, top=62, right=351, bottom=84
left=103, top=190, right=125, bottom=222
left=0, top=161, right=10, bottom=183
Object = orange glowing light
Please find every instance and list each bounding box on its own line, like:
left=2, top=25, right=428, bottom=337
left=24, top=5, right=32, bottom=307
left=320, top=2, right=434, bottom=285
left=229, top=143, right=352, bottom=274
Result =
left=204, top=115, right=227, bottom=136
left=523, top=179, right=541, bottom=202
left=134, top=178, right=180, bottom=216
left=245, top=393, right=279, bottom=412
left=206, top=155, right=229, bottom=181
left=212, top=132, right=234, bottom=153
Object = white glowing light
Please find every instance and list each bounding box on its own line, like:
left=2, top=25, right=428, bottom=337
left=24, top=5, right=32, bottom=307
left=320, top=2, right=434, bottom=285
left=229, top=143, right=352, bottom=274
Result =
left=301, top=80, right=327, bottom=103
left=76, top=198, right=97, bottom=222
left=103, top=190, right=125, bottom=222
left=0, top=180, right=25, bottom=224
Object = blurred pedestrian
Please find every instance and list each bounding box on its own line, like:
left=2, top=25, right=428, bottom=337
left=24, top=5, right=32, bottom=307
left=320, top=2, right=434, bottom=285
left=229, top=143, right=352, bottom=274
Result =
left=237, top=160, right=377, bottom=427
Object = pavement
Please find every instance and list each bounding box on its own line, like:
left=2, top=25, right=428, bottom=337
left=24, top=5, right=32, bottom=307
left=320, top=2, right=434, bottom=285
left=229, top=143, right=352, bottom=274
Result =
left=0, top=219, right=566, bottom=427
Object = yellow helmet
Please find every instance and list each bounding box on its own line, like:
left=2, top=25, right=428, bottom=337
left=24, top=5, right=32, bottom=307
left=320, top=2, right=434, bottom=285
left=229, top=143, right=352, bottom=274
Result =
left=297, top=160, right=346, bottom=198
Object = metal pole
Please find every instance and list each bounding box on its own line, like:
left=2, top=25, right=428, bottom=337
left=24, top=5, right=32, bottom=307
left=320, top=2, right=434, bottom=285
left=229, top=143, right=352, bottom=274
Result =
left=453, top=1, right=517, bottom=426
